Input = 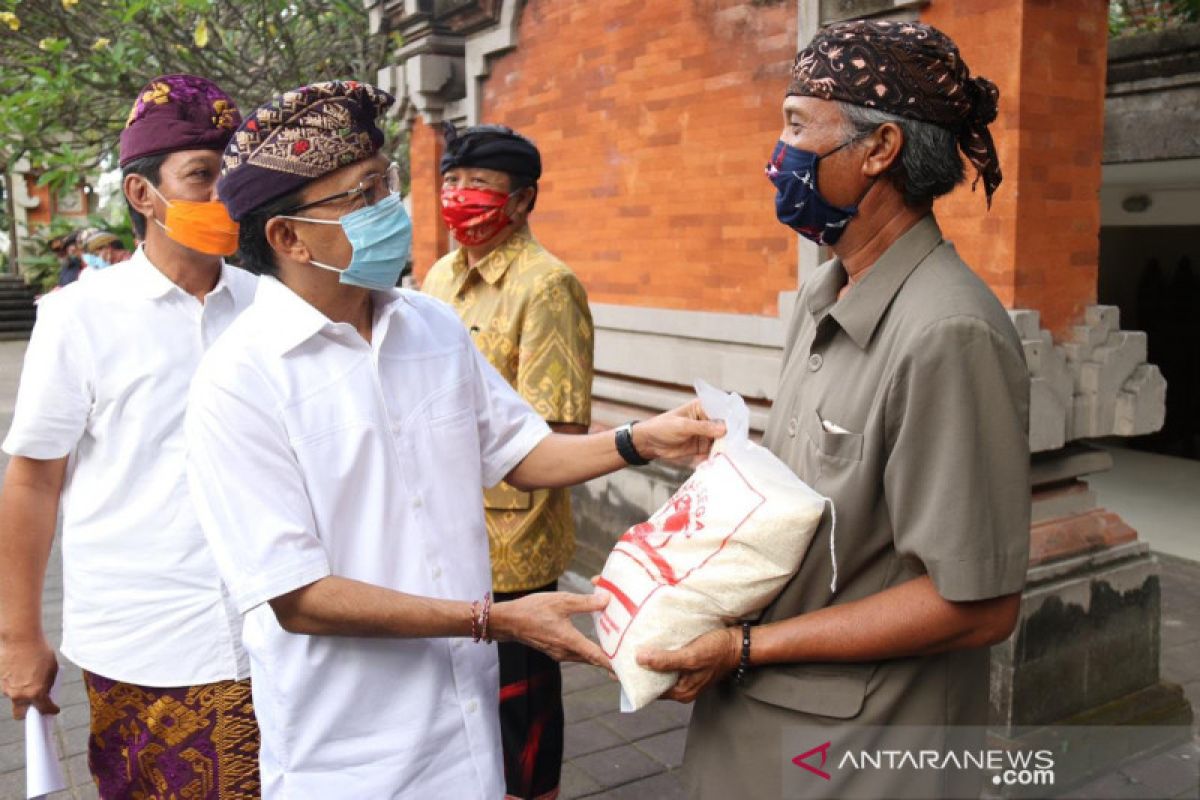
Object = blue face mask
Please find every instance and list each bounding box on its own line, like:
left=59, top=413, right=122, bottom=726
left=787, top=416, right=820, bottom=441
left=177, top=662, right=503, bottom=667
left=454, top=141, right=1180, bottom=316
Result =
left=82, top=253, right=108, bottom=270
left=280, top=192, right=412, bottom=291
left=765, top=139, right=871, bottom=247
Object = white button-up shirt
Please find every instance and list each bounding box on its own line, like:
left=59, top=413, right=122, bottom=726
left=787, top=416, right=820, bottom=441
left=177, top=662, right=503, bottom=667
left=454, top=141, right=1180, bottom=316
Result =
left=2, top=247, right=257, bottom=686
left=185, top=277, right=550, bottom=799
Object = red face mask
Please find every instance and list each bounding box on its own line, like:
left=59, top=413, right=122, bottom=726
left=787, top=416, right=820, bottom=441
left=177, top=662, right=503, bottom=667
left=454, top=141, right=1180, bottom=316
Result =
left=440, top=187, right=513, bottom=246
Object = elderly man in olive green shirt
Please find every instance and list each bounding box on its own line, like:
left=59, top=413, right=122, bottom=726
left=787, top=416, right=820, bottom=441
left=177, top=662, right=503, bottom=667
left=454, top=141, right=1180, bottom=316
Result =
left=638, top=20, right=1031, bottom=799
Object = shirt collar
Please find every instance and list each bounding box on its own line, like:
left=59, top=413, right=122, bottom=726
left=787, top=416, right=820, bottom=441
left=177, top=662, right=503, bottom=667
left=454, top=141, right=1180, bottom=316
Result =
left=448, top=223, right=535, bottom=291
left=129, top=245, right=237, bottom=301
left=810, top=215, right=944, bottom=350
left=128, top=246, right=179, bottom=299
left=257, top=276, right=407, bottom=356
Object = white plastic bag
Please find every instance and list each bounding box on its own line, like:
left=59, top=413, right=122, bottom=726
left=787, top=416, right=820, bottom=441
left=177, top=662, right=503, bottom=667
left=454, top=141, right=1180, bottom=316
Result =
left=594, top=380, right=831, bottom=711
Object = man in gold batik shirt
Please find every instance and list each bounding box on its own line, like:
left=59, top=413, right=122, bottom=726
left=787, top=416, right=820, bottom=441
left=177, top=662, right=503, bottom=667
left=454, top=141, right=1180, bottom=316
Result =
left=423, top=123, right=593, bottom=800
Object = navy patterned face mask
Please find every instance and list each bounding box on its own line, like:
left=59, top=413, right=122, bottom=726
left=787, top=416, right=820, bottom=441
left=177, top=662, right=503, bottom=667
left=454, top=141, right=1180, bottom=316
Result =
left=765, top=139, right=869, bottom=246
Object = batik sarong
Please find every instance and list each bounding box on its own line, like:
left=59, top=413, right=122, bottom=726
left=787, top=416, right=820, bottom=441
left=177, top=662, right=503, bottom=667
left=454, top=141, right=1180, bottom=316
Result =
left=83, top=672, right=259, bottom=800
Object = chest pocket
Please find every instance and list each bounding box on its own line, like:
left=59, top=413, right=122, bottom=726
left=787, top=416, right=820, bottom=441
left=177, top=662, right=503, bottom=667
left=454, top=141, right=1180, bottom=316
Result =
left=279, top=368, right=387, bottom=539
left=414, top=380, right=486, bottom=533
left=283, top=356, right=378, bottom=445
left=379, top=344, right=473, bottom=429
left=805, top=410, right=864, bottom=463
left=483, top=482, right=533, bottom=511
left=417, top=378, right=483, bottom=485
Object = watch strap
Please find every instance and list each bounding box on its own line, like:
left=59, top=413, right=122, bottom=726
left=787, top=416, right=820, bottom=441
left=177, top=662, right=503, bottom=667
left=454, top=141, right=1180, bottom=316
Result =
left=615, top=421, right=650, bottom=466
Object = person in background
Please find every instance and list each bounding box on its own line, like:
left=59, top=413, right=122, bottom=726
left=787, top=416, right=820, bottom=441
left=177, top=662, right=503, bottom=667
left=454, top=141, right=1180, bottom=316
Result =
left=81, top=228, right=132, bottom=270
left=0, top=74, right=259, bottom=799
left=423, top=122, right=593, bottom=800
left=54, top=232, right=84, bottom=287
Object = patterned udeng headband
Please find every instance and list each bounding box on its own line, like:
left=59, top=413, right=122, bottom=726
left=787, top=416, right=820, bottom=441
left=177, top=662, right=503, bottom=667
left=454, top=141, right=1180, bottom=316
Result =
left=788, top=19, right=1002, bottom=206
left=217, top=80, right=395, bottom=222
left=119, top=74, right=240, bottom=167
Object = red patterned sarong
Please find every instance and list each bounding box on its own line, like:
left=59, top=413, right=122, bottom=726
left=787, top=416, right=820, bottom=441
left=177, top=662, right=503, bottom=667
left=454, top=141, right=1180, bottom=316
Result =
left=83, top=672, right=259, bottom=799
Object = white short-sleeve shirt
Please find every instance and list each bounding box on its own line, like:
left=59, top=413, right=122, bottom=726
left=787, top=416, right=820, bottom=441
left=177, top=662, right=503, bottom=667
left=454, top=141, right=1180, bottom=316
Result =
left=185, top=277, right=551, bottom=800
left=2, top=247, right=257, bottom=686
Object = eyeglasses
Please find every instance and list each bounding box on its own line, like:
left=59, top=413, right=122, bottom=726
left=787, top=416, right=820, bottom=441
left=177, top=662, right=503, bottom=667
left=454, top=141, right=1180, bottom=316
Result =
left=283, top=163, right=402, bottom=215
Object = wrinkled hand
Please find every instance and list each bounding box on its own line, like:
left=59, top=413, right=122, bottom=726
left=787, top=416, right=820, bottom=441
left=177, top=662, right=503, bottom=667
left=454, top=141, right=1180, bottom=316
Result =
left=493, top=591, right=612, bottom=671
left=637, top=626, right=740, bottom=704
left=1, top=636, right=59, bottom=720
left=634, top=401, right=726, bottom=461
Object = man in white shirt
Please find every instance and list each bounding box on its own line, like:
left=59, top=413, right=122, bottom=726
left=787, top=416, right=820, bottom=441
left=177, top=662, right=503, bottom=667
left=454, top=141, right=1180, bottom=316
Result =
left=196, top=80, right=722, bottom=799
left=0, top=75, right=260, bottom=799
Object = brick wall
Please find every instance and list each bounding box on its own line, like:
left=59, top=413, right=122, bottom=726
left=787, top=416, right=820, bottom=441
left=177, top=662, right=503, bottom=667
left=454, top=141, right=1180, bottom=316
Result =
left=412, top=0, right=799, bottom=316
left=407, top=0, right=1108, bottom=333
left=925, top=0, right=1108, bottom=336
left=24, top=179, right=53, bottom=227
left=409, top=116, right=448, bottom=278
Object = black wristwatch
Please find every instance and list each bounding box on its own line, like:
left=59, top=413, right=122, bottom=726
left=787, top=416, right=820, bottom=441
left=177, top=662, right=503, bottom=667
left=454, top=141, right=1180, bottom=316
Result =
left=614, top=421, right=650, bottom=466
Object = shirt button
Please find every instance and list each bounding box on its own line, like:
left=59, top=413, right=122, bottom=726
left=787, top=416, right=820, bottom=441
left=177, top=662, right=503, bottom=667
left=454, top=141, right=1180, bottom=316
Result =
left=432, top=566, right=442, bottom=579
left=786, top=418, right=798, bottom=437
left=465, top=700, right=478, bottom=714
left=808, top=353, right=823, bottom=372
left=413, top=497, right=423, bottom=509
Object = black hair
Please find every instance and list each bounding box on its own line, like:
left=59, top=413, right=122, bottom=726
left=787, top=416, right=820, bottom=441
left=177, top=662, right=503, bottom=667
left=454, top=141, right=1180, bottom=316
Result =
left=235, top=191, right=302, bottom=278
left=441, top=122, right=541, bottom=213
left=121, top=154, right=168, bottom=239
left=509, top=173, right=538, bottom=214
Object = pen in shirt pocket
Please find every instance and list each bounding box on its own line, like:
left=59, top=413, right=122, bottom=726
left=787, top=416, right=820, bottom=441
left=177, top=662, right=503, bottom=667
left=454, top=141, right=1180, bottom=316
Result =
left=821, top=418, right=852, bottom=435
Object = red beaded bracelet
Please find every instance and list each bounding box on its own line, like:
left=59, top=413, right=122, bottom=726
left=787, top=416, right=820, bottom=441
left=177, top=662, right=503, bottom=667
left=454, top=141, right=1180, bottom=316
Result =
left=470, top=592, right=493, bottom=644
left=480, top=592, right=493, bottom=644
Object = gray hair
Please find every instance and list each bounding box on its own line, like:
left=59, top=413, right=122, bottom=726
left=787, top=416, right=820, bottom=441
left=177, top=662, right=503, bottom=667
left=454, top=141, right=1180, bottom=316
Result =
left=837, top=102, right=965, bottom=208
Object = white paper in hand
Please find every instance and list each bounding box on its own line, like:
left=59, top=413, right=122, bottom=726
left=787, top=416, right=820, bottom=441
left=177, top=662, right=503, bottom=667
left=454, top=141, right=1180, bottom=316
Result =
left=25, top=673, right=65, bottom=800
left=594, top=380, right=831, bottom=711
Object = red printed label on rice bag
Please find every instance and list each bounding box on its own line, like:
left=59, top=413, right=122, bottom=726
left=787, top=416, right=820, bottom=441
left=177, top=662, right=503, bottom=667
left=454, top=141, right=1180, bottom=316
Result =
left=595, top=453, right=765, bottom=659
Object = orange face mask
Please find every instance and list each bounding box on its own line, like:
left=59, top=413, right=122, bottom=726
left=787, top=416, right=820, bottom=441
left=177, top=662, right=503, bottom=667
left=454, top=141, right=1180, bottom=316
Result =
left=147, top=182, right=240, bottom=257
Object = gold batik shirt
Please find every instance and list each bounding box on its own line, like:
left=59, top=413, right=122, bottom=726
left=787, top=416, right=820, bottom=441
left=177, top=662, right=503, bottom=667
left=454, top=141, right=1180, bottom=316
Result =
left=423, top=224, right=594, bottom=592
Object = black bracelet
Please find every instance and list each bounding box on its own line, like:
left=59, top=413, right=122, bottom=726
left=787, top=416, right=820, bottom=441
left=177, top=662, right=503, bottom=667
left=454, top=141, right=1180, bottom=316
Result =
left=614, top=421, right=650, bottom=466
left=735, top=622, right=752, bottom=685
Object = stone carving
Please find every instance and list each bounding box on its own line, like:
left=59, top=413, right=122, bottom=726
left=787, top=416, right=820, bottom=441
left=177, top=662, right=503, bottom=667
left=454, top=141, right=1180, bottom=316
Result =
left=378, top=0, right=520, bottom=126
left=1010, top=305, right=1166, bottom=453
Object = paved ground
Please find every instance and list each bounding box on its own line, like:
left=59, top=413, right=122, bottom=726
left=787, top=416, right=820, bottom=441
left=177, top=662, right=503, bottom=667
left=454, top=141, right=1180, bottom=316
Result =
left=0, top=337, right=1197, bottom=799
left=557, top=555, right=1200, bottom=800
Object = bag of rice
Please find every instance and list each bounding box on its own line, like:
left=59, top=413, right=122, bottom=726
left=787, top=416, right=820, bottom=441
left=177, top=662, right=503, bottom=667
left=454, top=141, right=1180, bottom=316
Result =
left=594, top=380, right=832, bottom=711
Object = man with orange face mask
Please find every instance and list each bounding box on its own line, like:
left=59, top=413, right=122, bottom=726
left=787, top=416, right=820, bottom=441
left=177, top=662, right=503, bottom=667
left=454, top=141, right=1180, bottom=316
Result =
left=0, top=74, right=259, bottom=799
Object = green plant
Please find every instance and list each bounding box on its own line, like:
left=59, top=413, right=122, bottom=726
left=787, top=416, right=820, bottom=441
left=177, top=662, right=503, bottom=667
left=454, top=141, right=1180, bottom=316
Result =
left=21, top=252, right=60, bottom=294
left=22, top=216, right=82, bottom=292
left=0, top=0, right=394, bottom=195
left=1110, top=0, right=1200, bottom=36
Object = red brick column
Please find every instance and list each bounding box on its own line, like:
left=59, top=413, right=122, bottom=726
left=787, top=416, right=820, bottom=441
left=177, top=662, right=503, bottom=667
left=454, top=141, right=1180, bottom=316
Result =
left=409, top=115, right=449, bottom=283
left=924, top=0, right=1108, bottom=337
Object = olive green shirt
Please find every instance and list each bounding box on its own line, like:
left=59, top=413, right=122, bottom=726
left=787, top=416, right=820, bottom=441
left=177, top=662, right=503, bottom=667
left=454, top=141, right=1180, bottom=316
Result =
left=422, top=225, right=594, bottom=592
left=682, top=215, right=1031, bottom=799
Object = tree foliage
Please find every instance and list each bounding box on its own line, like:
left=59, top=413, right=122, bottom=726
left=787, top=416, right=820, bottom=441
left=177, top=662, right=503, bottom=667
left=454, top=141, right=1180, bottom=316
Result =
left=0, top=0, right=401, bottom=188
left=1109, top=0, right=1200, bottom=36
